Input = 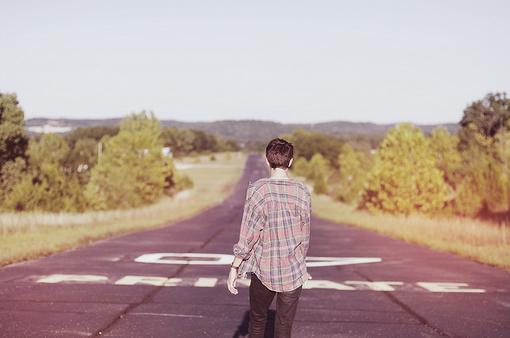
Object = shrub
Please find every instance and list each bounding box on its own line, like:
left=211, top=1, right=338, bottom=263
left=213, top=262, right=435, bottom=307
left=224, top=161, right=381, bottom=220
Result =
left=360, top=124, right=449, bottom=215
left=85, top=111, right=174, bottom=210
left=335, top=144, right=372, bottom=204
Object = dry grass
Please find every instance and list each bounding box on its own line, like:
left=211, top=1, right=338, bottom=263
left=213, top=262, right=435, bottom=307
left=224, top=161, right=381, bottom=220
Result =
left=0, top=152, right=246, bottom=266
left=312, top=193, right=510, bottom=272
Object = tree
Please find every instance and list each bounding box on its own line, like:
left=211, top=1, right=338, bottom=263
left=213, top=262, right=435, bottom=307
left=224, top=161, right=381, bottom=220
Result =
left=0, top=93, right=29, bottom=204
left=308, top=153, right=330, bottom=195
left=65, top=137, right=98, bottom=185
left=459, top=92, right=510, bottom=148
left=282, top=129, right=344, bottom=167
left=0, top=93, right=28, bottom=170
left=456, top=93, right=510, bottom=216
left=160, top=127, right=237, bottom=156
left=291, top=157, right=311, bottom=178
left=496, top=125, right=510, bottom=213
left=85, top=111, right=176, bottom=210
left=335, top=143, right=371, bottom=204
left=0, top=157, right=27, bottom=209
left=64, top=125, right=119, bottom=150
left=28, top=132, right=70, bottom=168
left=360, top=124, right=449, bottom=215
left=4, top=133, right=86, bottom=212
left=429, top=127, right=462, bottom=188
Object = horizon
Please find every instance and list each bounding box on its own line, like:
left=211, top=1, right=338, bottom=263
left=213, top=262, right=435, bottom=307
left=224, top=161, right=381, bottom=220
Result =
left=24, top=114, right=459, bottom=126
left=2, top=1, right=509, bottom=125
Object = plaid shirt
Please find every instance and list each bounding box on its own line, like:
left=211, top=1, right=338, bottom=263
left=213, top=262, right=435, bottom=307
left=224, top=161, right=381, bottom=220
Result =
left=233, top=177, right=311, bottom=292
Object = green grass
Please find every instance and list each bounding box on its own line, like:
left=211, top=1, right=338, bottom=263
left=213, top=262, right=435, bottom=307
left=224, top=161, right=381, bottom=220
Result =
left=0, top=152, right=246, bottom=266
left=311, top=193, right=510, bottom=272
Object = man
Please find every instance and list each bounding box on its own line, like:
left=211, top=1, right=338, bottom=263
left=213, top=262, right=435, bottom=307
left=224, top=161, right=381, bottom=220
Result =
left=227, top=138, right=312, bottom=338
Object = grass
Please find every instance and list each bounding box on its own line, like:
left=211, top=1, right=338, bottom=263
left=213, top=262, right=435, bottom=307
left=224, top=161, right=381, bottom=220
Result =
left=0, top=152, right=246, bottom=267
left=311, top=193, right=510, bottom=272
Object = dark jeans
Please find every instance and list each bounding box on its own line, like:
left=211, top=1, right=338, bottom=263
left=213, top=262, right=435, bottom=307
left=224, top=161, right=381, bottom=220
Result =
left=249, top=273, right=302, bottom=338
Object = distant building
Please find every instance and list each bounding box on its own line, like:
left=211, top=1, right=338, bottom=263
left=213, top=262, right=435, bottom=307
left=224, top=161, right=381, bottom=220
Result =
left=140, top=147, right=173, bottom=157
left=26, top=120, right=73, bottom=134
left=162, top=147, right=172, bottom=157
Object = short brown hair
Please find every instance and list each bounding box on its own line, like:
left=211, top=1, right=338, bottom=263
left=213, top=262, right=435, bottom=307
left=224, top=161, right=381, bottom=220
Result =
left=265, top=138, right=293, bottom=169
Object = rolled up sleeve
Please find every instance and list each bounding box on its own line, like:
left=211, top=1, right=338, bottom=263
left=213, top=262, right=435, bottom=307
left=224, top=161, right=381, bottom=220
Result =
left=300, top=191, right=311, bottom=256
left=233, top=185, right=265, bottom=260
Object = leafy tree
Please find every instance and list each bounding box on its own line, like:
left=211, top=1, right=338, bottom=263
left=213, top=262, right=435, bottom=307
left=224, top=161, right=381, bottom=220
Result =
left=4, top=133, right=86, bottom=212
left=0, top=157, right=27, bottom=209
left=335, top=143, right=372, bottom=204
left=291, top=156, right=311, bottom=178
left=360, top=124, right=449, bottom=215
left=428, top=126, right=488, bottom=216
left=65, top=137, right=98, bottom=185
left=459, top=92, right=510, bottom=148
left=0, top=93, right=28, bottom=169
left=191, top=129, right=217, bottom=152
left=496, top=126, right=510, bottom=213
left=223, top=138, right=241, bottom=152
left=5, top=161, right=85, bottom=212
left=308, top=153, right=330, bottom=195
left=160, top=127, right=237, bottom=156
left=28, top=132, right=70, bottom=167
left=85, top=111, right=179, bottom=210
left=0, top=93, right=29, bottom=204
left=429, top=127, right=462, bottom=189
left=456, top=105, right=509, bottom=216
left=161, top=127, right=194, bottom=156
left=282, top=129, right=344, bottom=167
left=64, top=125, right=119, bottom=150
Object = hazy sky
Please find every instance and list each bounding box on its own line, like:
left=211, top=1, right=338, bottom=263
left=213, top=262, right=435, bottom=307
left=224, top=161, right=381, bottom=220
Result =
left=1, top=1, right=509, bottom=124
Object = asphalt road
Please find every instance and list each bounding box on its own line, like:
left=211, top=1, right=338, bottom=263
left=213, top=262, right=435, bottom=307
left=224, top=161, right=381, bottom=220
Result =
left=1, top=154, right=509, bottom=338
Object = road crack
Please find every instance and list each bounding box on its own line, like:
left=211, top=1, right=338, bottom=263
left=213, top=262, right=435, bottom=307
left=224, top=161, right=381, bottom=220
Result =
left=91, top=228, right=225, bottom=336
left=352, top=269, right=454, bottom=337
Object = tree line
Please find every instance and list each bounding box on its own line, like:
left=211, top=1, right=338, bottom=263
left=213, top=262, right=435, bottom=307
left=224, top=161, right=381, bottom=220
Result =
left=0, top=93, right=238, bottom=212
left=290, top=92, right=510, bottom=221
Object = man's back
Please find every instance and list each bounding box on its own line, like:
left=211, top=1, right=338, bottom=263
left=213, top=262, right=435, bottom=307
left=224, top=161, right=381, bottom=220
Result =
left=233, top=177, right=311, bottom=292
left=228, top=138, right=308, bottom=337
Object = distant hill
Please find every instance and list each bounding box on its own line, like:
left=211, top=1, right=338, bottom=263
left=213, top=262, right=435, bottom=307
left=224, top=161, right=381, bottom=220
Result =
left=24, top=117, right=459, bottom=142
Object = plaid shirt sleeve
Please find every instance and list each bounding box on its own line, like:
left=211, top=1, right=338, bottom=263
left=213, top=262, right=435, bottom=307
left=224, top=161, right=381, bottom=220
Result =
left=233, top=184, right=265, bottom=260
left=300, top=189, right=312, bottom=257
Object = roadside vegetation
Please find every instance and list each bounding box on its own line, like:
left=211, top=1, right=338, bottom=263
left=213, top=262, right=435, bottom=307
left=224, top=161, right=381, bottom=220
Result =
left=0, top=92, right=245, bottom=266
left=0, top=93, right=239, bottom=213
left=2, top=90, right=510, bottom=271
left=288, top=92, right=510, bottom=271
left=312, top=194, right=510, bottom=271
left=0, top=152, right=245, bottom=266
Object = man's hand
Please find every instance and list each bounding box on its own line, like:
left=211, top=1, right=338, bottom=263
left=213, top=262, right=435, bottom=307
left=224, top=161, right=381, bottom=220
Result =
left=306, top=272, right=313, bottom=280
left=227, top=268, right=239, bottom=295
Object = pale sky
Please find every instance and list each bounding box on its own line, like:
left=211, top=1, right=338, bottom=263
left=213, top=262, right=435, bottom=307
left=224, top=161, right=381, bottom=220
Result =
left=1, top=0, right=509, bottom=124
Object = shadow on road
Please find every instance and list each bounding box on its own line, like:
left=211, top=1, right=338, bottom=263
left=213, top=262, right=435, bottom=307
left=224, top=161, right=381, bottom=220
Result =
left=232, top=310, right=276, bottom=338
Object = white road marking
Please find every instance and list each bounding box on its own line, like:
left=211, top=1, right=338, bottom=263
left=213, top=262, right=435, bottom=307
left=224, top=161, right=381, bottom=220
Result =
left=235, top=278, right=252, bottom=287
left=344, top=281, right=404, bottom=291
left=55, top=330, right=91, bottom=336
left=114, top=275, right=184, bottom=286
left=416, top=282, right=486, bottom=293
left=33, top=274, right=487, bottom=293
left=164, top=278, right=183, bottom=287
left=130, top=312, right=205, bottom=318
left=134, top=253, right=382, bottom=268
left=306, top=256, right=382, bottom=267
left=102, top=256, right=123, bottom=262
left=115, top=275, right=169, bottom=286
left=303, top=280, right=355, bottom=290
left=134, top=253, right=233, bottom=265
left=37, top=274, right=108, bottom=284
left=194, top=277, right=218, bottom=287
